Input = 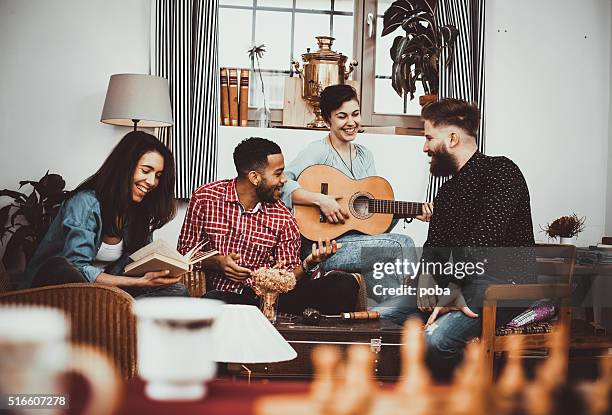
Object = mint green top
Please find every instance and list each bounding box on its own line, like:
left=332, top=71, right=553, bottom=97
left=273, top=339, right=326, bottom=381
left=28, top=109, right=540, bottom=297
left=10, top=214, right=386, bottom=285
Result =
left=281, top=137, right=377, bottom=209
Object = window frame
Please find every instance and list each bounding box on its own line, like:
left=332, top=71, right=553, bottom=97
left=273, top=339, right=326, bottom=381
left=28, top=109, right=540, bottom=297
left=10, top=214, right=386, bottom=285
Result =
left=219, top=0, right=423, bottom=130
left=354, top=0, right=423, bottom=129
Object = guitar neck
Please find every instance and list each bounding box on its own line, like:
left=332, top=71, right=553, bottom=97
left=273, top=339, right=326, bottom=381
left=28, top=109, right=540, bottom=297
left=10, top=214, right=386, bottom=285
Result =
left=368, top=199, right=422, bottom=217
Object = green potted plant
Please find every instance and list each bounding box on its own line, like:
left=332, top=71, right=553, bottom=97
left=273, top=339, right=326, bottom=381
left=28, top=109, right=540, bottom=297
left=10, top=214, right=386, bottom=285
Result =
left=381, top=0, right=458, bottom=105
left=0, top=172, right=68, bottom=281
left=541, top=213, right=586, bottom=244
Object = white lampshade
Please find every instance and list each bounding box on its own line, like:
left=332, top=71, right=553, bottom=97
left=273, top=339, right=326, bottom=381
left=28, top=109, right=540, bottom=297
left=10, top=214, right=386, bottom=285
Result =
left=100, top=74, right=173, bottom=128
left=212, top=305, right=297, bottom=363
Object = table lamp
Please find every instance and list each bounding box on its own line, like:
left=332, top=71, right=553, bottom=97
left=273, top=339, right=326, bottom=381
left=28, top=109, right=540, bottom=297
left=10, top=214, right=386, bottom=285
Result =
left=212, top=304, right=297, bottom=364
left=100, top=74, right=173, bottom=131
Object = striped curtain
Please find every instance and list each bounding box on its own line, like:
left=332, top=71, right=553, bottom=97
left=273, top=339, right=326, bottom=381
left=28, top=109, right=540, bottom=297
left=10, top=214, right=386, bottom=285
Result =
left=151, top=0, right=219, bottom=199
left=426, top=0, right=486, bottom=202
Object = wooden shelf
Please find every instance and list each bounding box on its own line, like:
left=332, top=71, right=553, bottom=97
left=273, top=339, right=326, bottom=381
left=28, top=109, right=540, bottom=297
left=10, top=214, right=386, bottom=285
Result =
left=272, top=125, right=423, bottom=136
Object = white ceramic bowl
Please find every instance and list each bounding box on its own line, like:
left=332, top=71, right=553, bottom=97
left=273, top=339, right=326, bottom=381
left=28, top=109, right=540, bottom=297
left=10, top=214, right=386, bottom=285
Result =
left=133, top=297, right=223, bottom=401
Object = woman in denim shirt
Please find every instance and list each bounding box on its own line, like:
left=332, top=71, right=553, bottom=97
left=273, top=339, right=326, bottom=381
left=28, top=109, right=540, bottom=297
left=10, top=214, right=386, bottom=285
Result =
left=24, top=131, right=189, bottom=298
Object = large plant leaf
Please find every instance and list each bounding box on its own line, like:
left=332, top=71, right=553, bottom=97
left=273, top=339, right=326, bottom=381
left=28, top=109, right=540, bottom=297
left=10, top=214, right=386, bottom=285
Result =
left=394, top=36, right=410, bottom=62
left=0, top=204, right=12, bottom=240
left=45, top=191, right=68, bottom=207
left=440, top=24, right=458, bottom=45
left=18, top=172, right=66, bottom=202
left=39, top=173, right=66, bottom=198
left=382, top=1, right=421, bottom=37
left=0, top=204, right=11, bottom=227
left=414, top=0, right=437, bottom=16
left=401, top=14, right=436, bottom=40
left=11, top=192, right=42, bottom=235
left=381, top=0, right=454, bottom=100
left=390, top=35, right=404, bottom=61
left=23, top=205, right=43, bottom=234
left=18, top=180, right=39, bottom=188
left=21, top=237, right=37, bottom=262
left=410, top=32, right=436, bottom=48
left=391, top=62, right=401, bottom=95
left=440, top=24, right=459, bottom=67
left=422, top=54, right=438, bottom=94
left=2, top=225, right=35, bottom=267
left=0, top=189, right=27, bottom=203
left=405, top=62, right=417, bottom=99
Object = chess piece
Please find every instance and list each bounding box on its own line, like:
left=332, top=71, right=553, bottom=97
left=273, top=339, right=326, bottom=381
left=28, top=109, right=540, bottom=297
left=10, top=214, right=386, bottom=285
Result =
left=524, top=326, right=569, bottom=415
left=330, top=345, right=376, bottom=415
left=311, top=345, right=342, bottom=414
left=495, top=335, right=525, bottom=415
left=586, top=355, right=612, bottom=415
left=393, top=318, right=433, bottom=415
left=446, top=342, right=491, bottom=415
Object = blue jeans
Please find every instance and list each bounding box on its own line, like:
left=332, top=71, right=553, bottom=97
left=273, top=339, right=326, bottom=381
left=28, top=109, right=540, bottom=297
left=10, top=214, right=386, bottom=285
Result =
left=372, top=291, right=482, bottom=379
left=316, top=232, right=417, bottom=304
left=424, top=311, right=482, bottom=379
left=123, top=283, right=190, bottom=298
left=370, top=291, right=419, bottom=324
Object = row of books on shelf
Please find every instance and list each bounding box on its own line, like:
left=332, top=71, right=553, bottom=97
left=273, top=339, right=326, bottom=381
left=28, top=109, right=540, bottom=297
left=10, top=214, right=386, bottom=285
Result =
left=220, top=67, right=249, bottom=127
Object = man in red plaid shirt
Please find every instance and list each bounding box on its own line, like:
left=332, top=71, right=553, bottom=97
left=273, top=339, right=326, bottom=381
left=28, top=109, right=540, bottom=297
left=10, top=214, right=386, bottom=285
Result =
left=177, top=137, right=358, bottom=314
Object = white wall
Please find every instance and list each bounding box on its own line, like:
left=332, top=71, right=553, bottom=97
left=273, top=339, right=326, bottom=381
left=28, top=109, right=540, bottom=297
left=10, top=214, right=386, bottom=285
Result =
left=0, top=0, right=151, bottom=192
left=486, top=0, right=611, bottom=245
left=1, top=0, right=611, bottom=254
left=154, top=127, right=432, bottom=247
left=607, top=3, right=612, bottom=236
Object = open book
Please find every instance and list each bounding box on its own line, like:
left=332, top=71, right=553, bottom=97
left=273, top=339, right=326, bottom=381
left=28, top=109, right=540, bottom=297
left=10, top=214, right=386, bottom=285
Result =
left=124, top=239, right=217, bottom=277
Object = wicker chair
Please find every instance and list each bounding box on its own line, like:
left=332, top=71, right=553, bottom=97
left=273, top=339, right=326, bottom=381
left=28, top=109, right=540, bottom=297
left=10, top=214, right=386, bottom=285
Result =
left=0, top=266, right=364, bottom=378
left=480, top=244, right=576, bottom=381
left=0, top=264, right=206, bottom=379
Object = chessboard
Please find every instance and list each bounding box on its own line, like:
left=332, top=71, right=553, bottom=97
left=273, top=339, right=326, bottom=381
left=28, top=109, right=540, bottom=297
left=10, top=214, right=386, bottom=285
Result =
left=254, top=319, right=612, bottom=415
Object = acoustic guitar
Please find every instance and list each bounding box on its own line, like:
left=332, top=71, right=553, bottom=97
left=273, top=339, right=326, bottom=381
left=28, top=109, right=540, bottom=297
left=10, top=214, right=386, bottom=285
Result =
left=294, top=165, right=423, bottom=240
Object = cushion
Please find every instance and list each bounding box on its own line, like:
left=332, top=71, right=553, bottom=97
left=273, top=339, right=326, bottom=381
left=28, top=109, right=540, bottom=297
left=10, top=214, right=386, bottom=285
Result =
left=505, top=299, right=557, bottom=328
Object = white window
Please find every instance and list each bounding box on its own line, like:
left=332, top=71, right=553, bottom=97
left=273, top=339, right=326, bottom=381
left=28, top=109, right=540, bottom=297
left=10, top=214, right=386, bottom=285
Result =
left=219, top=0, right=422, bottom=128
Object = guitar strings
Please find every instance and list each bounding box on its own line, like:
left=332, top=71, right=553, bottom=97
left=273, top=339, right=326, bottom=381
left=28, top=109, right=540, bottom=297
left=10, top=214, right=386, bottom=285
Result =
left=368, top=199, right=421, bottom=215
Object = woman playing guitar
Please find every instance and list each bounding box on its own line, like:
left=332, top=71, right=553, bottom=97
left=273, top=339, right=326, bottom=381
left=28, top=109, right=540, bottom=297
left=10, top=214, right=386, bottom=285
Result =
left=281, top=84, right=432, bottom=320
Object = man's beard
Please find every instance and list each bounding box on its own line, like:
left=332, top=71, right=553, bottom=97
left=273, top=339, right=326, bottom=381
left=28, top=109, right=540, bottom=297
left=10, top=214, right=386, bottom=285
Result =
left=255, top=179, right=280, bottom=203
left=429, top=146, right=458, bottom=177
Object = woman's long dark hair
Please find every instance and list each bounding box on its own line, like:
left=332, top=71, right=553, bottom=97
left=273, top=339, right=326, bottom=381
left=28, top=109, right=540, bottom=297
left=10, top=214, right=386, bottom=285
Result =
left=72, top=131, right=176, bottom=251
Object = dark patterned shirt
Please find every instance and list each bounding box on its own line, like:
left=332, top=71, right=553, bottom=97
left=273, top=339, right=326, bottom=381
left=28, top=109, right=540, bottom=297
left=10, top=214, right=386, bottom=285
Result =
left=423, top=151, right=535, bottom=286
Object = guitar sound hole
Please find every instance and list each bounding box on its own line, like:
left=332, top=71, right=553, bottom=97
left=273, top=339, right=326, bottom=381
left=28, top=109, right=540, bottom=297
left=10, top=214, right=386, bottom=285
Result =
left=351, top=195, right=373, bottom=220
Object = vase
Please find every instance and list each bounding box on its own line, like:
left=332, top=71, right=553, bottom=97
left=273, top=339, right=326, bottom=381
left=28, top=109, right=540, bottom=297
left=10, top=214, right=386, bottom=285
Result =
left=259, top=290, right=280, bottom=323
left=559, top=237, right=573, bottom=245
left=251, top=69, right=271, bottom=128
left=254, top=105, right=271, bottom=128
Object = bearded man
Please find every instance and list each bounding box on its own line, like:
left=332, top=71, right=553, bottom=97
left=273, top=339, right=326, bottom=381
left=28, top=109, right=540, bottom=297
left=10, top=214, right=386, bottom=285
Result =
left=391, top=98, right=535, bottom=377
left=177, top=137, right=359, bottom=314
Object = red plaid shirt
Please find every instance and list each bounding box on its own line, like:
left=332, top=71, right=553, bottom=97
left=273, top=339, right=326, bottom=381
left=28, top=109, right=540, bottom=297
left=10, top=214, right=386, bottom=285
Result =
left=177, top=178, right=301, bottom=293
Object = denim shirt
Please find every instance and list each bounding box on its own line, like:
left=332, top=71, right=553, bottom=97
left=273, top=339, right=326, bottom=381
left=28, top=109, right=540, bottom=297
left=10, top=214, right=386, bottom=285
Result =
left=22, top=190, right=149, bottom=289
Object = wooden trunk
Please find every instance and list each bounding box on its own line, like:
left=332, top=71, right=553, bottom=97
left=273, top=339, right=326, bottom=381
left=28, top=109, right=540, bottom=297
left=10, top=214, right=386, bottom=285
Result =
left=239, top=317, right=403, bottom=380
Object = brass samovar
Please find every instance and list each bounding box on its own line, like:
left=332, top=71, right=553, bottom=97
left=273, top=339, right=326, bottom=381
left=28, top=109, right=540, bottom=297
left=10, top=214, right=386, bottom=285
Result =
left=292, top=36, right=358, bottom=129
